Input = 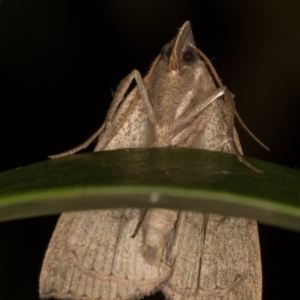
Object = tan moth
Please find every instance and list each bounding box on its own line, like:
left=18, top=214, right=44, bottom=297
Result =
left=40, top=21, right=263, bottom=300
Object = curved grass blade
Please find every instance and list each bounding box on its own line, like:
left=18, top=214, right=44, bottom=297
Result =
left=0, top=148, right=299, bottom=232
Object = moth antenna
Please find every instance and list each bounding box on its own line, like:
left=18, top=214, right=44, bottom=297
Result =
left=131, top=208, right=148, bottom=238
left=194, top=46, right=269, bottom=152
left=234, top=110, right=270, bottom=151
left=194, top=46, right=223, bottom=88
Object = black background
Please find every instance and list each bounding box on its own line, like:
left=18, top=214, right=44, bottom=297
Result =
left=0, top=1, right=300, bottom=299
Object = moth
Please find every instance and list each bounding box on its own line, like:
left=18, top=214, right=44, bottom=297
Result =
left=40, top=21, right=264, bottom=300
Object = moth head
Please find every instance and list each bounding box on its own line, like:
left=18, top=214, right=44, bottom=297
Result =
left=146, top=21, right=216, bottom=118
left=160, top=21, right=202, bottom=72
left=161, top=43, right=197, bottom=70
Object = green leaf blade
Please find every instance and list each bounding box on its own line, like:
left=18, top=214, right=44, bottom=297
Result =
left=1, top=148, right=300, bottom=231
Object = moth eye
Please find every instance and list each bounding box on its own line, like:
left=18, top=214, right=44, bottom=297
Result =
left=161, top=45, right=171, bottom=59
left=182, top=51, right=194, bottom=63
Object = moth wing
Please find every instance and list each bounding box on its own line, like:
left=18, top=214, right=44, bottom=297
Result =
left=40, top=209, right=171, bottom=300
left=162, top=212, right=261, bottom=300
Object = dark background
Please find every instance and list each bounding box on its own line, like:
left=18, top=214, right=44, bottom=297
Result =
left=0, top=0, right=300, bottom=299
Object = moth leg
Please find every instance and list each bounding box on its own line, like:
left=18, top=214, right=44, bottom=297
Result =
left=208, top=130, right=239, bottom=152
left=48, top=72, right=139, bottom=158
left=48, top=124, right=106, bottom=159
left=223, top=90, right=263, bottom=173
left=171, top=87, right=226, bottom=147
left=49, top=69, right=156, bottom=157
left=94, top=69, right=158, bottom=151
left=130, top=70, right=156, bottom=125
left=210, top=137, right=230, bottom=151
left=105, top=69, right=156, bottom=133
left=172, top=87, right=226, bottom=135
left=131, top=208, right=148, bottom=238
left=235, top=110, right=269, bottom=151
left=102, top=70, right=154, bottom=126
left=193, top=45, right=264, bottom=172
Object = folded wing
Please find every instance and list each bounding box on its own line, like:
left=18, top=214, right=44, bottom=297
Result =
left=40, top=209, right=172, bottom=300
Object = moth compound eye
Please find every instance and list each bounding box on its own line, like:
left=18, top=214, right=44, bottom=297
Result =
left=161, top=45, right=171, bottom=59
left=182, top=51, right=194, bottom=63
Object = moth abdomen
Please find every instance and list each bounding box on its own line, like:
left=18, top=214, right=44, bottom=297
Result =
left=140, top=209, right=178, bottom=265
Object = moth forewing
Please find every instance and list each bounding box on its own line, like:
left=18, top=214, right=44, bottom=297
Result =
left=40, top=21, right=262, bottom=300
left=40, top=210, right=173, bottom=300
